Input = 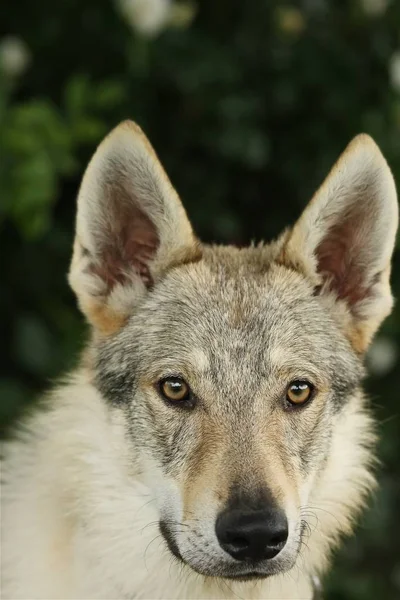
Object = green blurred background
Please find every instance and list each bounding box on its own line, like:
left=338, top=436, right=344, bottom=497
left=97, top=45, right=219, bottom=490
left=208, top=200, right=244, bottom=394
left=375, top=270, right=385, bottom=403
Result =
left=1, top=0, right=399, bottom=598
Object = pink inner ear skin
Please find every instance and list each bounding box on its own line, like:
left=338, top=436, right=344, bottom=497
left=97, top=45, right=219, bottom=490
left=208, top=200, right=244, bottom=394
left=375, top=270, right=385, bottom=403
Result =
left=315, top=212, right=372, bottom=308
left=90, top=195, right=160, bottom=291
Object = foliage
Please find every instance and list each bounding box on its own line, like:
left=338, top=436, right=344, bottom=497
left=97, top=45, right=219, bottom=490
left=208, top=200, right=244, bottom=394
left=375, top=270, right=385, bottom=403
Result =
left=1, top=1, right=399, bottom=598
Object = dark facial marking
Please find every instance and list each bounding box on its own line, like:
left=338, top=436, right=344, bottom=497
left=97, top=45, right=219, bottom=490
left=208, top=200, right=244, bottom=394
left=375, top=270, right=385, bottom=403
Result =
left=330, top=376, right=362, bottom=412
left=94, top=332, right=138, bottom=405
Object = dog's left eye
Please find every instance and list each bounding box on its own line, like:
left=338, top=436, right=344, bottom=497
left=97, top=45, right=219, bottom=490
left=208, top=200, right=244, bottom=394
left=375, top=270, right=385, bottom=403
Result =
left=286, top=380, right=314, bottom=407
left=158, top=376, right=193, bottom=405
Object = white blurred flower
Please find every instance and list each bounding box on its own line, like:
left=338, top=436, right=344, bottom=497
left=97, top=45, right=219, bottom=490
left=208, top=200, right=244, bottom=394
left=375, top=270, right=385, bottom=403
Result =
left=117, top=0, right=171, bottom=36
left=367, top=336, right=398, bottom=376
left=360, top=0, right=388, bottom=16
left=276, top=6, right=306, bottom=36
left=390, top=51, right=400, bottom=92
left=0, top=36, right=31, bottom=77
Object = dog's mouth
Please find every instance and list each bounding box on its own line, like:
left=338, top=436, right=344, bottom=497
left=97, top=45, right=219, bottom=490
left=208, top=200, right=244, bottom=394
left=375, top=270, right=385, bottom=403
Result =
left=159, top=520, right=290, bottom=581
left=159, top=520, right=183, bottom=562
left=222, top=572, right=270, bottom=581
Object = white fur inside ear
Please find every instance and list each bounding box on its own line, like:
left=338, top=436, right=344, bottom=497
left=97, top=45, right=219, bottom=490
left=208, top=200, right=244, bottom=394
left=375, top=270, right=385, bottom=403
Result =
left=68, top=121, right=199, bottom=332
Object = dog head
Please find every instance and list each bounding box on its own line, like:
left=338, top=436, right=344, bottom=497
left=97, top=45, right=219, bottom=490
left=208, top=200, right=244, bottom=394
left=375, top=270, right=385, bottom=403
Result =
left=69, top=121, right=398, bottom=580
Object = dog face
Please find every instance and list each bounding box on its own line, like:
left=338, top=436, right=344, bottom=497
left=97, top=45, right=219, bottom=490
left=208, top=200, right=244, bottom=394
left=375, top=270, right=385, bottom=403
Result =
left=69, top=122, right=398, bottom=580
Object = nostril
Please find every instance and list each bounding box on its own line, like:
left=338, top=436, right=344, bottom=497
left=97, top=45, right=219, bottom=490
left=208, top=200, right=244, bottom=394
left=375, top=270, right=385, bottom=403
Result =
left=227, top=535, right=249, bottom=550
left=269, top=529, right=288, bottom=547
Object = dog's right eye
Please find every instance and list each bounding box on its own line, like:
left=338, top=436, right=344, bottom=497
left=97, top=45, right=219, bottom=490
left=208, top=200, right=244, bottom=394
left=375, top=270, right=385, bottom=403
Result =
left=158, top=376, right=194, bottom=406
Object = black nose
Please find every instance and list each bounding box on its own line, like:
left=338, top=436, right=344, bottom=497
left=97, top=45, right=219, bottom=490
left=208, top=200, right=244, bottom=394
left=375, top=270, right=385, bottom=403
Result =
left=215, top=507, right=288, bottom=562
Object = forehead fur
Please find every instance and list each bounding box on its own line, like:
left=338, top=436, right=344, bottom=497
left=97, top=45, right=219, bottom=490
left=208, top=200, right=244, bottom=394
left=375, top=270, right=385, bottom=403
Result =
left=96, top=243, right=363, bottom=408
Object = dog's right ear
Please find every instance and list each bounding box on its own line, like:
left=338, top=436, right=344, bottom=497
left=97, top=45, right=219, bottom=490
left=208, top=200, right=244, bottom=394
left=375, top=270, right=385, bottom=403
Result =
left=68, top=121, right=201, bottom=334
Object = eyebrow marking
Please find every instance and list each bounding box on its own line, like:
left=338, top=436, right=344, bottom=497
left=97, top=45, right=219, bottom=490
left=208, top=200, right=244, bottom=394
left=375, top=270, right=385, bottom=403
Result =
left=185, top=349, right=210, bottom=373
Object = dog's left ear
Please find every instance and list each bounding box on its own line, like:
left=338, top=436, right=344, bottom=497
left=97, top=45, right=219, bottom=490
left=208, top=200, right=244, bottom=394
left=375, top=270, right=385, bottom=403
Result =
left=69, top=121, right=201, bottom=334
left=281, top=134, right=398, bottom=353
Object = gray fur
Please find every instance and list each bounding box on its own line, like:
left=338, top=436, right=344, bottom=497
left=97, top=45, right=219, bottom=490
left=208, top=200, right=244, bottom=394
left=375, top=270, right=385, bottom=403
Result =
left=1, top=123, right=397, bottom=600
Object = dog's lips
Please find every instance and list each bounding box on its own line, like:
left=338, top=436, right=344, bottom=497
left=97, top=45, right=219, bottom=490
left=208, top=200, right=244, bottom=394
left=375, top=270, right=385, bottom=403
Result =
left=159, top=520, right=183, bottom=561
left=158, top=520, right=291, bottom=581
left=221, top=571, right=270, bottom=581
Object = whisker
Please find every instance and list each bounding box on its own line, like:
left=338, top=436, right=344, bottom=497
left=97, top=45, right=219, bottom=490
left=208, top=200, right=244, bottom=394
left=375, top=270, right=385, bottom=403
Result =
left=143, top=533, right=162, bottom=573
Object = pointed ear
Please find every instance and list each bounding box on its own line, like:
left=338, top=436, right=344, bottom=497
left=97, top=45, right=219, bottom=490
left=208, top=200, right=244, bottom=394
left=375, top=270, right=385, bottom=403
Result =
left=280, top=134, right=398, bottom=353
left=68, top=121, right=201, bottom=334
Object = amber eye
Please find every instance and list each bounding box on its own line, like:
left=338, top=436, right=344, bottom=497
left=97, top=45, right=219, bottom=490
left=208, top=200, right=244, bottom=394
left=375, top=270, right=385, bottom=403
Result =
left=286, top=380, right=314, bottom=406
left=159, top=377, right=191, bottom=404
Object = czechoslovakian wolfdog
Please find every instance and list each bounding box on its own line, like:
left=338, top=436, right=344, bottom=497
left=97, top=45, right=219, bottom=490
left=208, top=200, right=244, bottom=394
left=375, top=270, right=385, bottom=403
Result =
left=1, top=122, right=398, bottom=599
